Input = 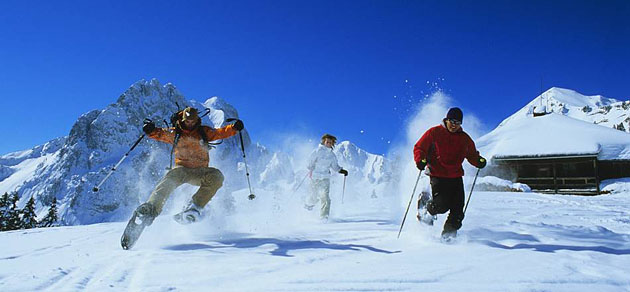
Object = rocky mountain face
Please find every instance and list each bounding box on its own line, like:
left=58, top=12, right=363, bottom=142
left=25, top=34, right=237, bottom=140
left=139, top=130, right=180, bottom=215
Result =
left=0, top=79, right=392, bottom=225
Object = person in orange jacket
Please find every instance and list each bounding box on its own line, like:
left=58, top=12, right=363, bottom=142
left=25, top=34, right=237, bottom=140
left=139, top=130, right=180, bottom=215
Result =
left=134, top=107, right=243, bottom=225
left=413, top=107, right=486, bottom=239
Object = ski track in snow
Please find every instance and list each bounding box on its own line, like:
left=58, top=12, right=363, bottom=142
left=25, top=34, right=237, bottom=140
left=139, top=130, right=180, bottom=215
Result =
left=2, top=191, right=630, bottom=291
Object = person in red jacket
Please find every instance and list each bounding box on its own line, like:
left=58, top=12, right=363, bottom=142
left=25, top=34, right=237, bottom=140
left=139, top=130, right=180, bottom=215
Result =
left=413, top=107, right=486, bottom=239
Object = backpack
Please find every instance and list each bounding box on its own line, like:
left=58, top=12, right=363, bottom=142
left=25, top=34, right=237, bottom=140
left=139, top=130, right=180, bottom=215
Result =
left=167, top=107, right=219, bottom=169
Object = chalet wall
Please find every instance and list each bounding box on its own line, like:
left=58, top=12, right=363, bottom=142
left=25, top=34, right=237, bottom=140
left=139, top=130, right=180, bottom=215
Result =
left=493, top=156, right=601, bottom=195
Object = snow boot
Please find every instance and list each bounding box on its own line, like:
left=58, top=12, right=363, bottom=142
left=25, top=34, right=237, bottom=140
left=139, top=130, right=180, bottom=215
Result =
left=135, top=202, right=157, bottom=226
left=416, top=191, right=435, bottom=226
left=173, top=200, right=205, bottom=225
left=440, top=223, right=458, bottom=243
left=319, top=215, right=329, bottom=223
left=441, top=230, right=457, bottom=243
left=121, top=202, right=157, bottom=250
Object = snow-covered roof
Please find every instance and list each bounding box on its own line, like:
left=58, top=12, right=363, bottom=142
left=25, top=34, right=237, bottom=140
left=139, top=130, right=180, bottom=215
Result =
left=478, top=113, right=630, bottom=160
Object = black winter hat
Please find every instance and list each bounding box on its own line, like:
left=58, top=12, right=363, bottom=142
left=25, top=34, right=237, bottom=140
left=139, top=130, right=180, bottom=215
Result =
left=445, top=107, right=463, bottom=123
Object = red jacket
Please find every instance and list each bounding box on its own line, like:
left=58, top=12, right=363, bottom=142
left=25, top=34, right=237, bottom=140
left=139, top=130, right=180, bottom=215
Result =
left=414, top=124, right=482, bottom=178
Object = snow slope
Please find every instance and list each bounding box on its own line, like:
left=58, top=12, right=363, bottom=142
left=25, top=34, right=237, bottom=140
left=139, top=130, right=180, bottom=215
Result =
left=1, top=188, right=629, bottom=291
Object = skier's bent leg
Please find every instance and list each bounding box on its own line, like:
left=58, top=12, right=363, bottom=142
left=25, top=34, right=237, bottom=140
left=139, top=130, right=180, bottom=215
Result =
left=146, top=167, right=186, bottom=215
left=135, top=202, right=158, bottom=225
left=427, top=199, right=449, bottom=216
left=443, top=212, right=464, bottom=233
left=427, top=176, right=449, bottom=216
left=191, top=167, right=224, bottom=207
left=305, top=179, right=321, bottom=209
left=426, top=190, right=449, bottom=216
left=443, top=177, right=465, bottom=233
left=318, top=179, right=331, bottom=219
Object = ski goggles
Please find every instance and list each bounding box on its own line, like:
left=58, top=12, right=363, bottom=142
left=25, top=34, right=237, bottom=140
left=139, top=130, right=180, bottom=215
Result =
left=446, top=119, right=462, bottom=125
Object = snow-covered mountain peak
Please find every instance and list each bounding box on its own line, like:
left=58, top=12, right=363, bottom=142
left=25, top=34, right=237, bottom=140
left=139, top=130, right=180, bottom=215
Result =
left=537, top=87, right=618, bottom=109
left=334, top=141, right=392, bottom=184
left=202, top=96, right=240, bottom=128
left=498, top=87, right=629, bottom=132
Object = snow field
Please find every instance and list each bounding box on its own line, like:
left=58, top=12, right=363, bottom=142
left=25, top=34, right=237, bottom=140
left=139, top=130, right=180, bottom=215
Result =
left=1, top=189, right=629, bottom=291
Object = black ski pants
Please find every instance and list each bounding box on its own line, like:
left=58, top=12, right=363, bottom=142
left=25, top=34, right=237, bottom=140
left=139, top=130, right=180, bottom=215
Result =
left=427, top=176, right=465, bottom=233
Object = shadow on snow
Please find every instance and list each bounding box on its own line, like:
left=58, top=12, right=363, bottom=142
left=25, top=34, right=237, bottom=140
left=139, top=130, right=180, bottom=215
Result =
left=163, top=237, right=401, bottom=257
left=467, top=227, right=630, bottom=255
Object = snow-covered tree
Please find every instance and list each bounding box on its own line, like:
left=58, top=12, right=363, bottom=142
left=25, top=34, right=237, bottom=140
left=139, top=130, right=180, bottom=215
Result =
left=20, top=196, right=38, bottom=229
left=614, top=122, right=626, bottom=132
left=39, top=197, right=59, bottom=228
left=0, top=192, right=9, bottom=231
left=5, top=192, right=21, bottom=230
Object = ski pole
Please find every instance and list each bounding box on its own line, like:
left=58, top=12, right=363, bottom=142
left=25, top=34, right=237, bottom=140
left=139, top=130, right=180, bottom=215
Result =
left=463, top=168, right=481, bottom=216
left=239, top=131, right=256, bottom=200
left=397, top=171, right=422, bottom=239
left=227, top=118, right=256, bottom=200
left=294, top=172, right=309, bottom=192
left=93, top=134, right=145, bottom=192
left=341, top=176, right=347, bottom=204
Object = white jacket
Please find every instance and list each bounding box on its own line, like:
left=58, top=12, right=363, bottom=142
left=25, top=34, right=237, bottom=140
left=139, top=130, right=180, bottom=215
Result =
left=307, top=144, right=343, bottom=180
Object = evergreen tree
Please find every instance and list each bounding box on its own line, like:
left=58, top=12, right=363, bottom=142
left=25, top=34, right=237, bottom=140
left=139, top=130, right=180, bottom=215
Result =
left=616, top=122, right=626, bottom=132
left=20, top=196, right=38, bottom=229
left=0, top=192, right=9, bottom=231
left=39, top=197, right=59, bottom=227
left=6, top=192, right=21, bottom=230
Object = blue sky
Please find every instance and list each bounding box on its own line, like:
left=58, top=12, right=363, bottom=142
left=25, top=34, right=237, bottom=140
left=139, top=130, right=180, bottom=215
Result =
left=1, top=0, right=629, bottom=155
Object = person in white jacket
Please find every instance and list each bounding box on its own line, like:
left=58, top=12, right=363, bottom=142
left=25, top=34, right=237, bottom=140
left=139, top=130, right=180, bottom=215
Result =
left=305, top=134, right=348, bottom=220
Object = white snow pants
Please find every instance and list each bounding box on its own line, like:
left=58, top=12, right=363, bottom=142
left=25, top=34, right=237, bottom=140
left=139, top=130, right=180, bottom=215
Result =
left=307, top=178, right=331, bottom=219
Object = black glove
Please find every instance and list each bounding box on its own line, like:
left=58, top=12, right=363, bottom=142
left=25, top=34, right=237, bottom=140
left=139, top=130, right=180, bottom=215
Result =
left=416, top=159, right=427, bottom=171
left=142, top=121, right=156, bottom=134
left=477, top=156, right=487, bottom=169
left=233, top=119, right=244, bottom=131
left=339, top=169, right=348, bottom=176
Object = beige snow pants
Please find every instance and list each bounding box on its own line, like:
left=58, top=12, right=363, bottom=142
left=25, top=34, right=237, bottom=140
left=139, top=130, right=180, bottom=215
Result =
left=146, top=166, right=224, bottom=215
left=307, top=178, right=331, bottom=219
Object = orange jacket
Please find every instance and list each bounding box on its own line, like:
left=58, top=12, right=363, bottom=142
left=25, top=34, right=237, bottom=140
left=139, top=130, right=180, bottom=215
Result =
left=148, top=124, right=238, bottom=168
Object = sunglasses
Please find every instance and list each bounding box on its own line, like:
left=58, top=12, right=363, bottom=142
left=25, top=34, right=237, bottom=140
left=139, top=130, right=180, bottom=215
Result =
left=447, top=119, right=462, bottom=126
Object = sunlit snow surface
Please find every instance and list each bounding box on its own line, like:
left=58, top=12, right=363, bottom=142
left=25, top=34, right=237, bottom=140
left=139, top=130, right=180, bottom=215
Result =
left=1, top=185, right=629, bottom=291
